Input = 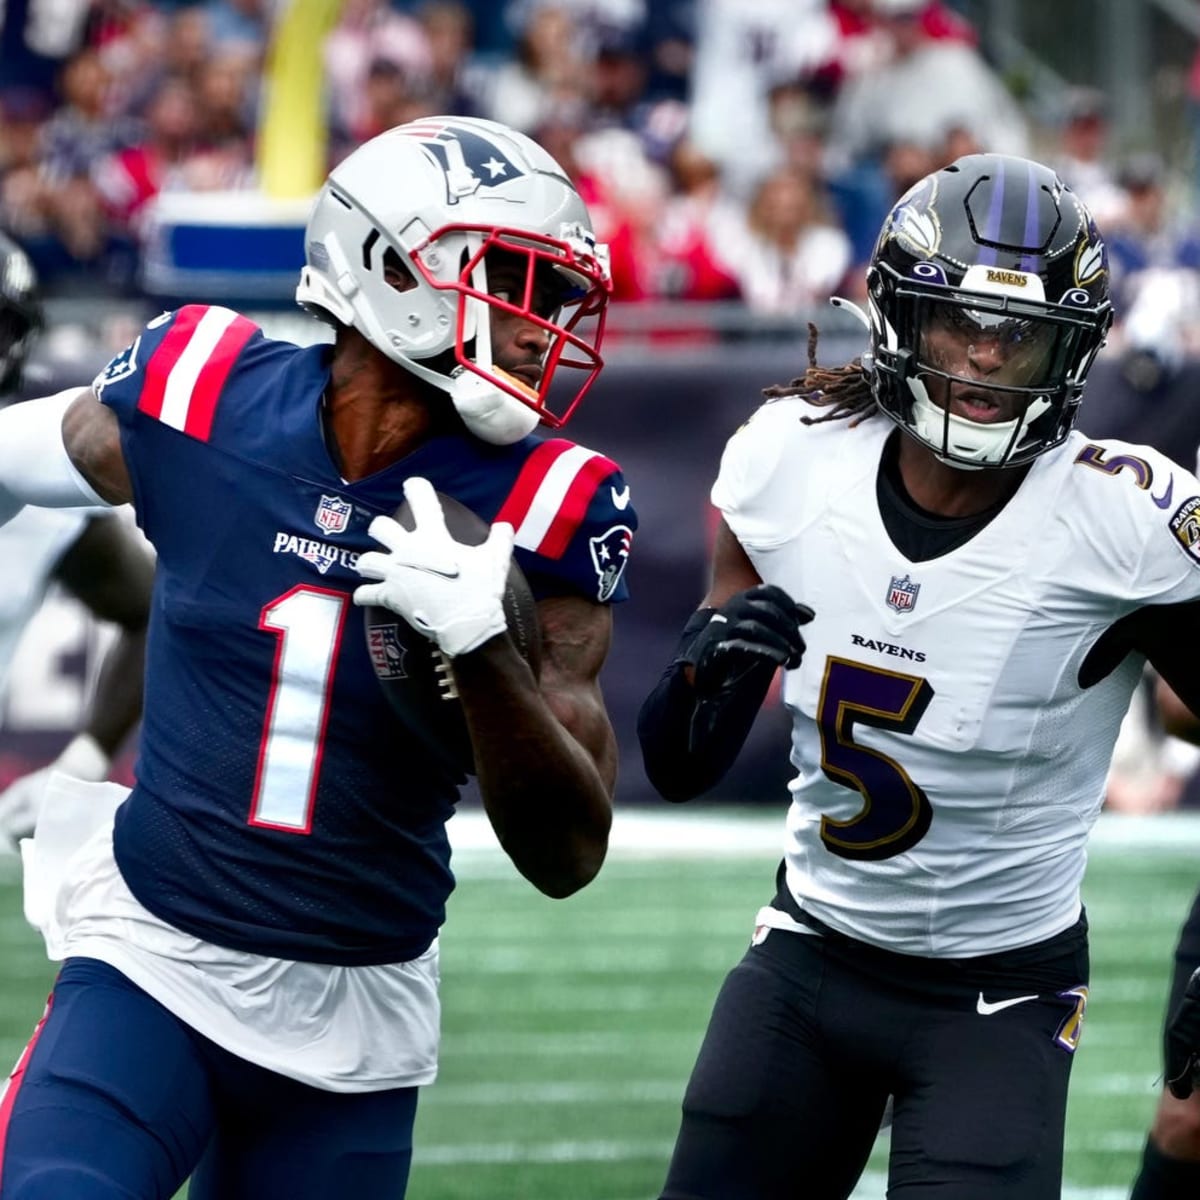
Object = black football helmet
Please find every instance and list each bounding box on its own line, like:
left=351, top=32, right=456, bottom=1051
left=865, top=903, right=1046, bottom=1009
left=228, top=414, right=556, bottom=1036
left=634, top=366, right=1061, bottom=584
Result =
left=0, top=232, right=42, bottom=395
left=866, top=154, right=1113, bottom=469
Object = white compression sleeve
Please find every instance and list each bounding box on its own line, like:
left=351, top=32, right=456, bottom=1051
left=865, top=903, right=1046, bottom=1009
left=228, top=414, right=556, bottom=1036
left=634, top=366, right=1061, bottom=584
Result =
left=0, top=390, right=110, bottom=528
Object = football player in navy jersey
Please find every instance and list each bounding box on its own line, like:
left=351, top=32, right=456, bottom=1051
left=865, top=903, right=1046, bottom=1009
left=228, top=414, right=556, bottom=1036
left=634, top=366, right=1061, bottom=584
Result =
left=638, top=154, right=1200, bottom=1200
left=0, top=117, right=635, bottom=1199
left=0, top=230, right=152, bottom=854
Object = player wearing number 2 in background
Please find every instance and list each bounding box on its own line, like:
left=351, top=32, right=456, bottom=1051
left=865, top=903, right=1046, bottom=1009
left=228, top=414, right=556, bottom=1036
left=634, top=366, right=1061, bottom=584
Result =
left=0, top=117, right=635, bottom=1199
left=638, top=153, right=1200, bottom=1200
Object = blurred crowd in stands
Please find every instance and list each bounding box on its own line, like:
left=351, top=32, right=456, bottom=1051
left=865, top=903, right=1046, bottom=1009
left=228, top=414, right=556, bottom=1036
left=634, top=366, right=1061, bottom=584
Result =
left=8, top=0, right=1200, bottom=814
left=2, top=0, right=1200, bottom=328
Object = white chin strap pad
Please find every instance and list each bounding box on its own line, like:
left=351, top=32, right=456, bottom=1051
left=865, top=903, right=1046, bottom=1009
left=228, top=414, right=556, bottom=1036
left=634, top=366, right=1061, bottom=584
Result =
left=907, top=376, right=1050, bottom=469
left=448, top=370, right=541, bottom=445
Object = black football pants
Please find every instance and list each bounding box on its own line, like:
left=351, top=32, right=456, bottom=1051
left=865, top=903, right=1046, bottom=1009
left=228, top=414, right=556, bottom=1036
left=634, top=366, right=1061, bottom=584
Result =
left=659, top=915, right=1089, bottom=1200
left=1159, top=886, right=1200, bottom=1069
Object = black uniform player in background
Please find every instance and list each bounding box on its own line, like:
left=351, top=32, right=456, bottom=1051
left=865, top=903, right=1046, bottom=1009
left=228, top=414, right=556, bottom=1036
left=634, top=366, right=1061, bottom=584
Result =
left=0, top=230, right=152, bottom=852
left=1056, top=235, right=1200, bottom=1200
left=1129, top=678, right=1200, bottom=1198
left=1075, top=270, right=1200, bottom=1200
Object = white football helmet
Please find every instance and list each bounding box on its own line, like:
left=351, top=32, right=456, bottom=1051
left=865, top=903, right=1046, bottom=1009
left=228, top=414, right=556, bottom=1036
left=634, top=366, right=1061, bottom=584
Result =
left=297, top=116, right=612, bottom=444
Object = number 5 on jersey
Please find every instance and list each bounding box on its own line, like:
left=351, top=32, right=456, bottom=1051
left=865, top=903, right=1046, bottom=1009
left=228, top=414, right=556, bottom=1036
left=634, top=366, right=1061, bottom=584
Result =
left=816, top=656, right=935, bottom=860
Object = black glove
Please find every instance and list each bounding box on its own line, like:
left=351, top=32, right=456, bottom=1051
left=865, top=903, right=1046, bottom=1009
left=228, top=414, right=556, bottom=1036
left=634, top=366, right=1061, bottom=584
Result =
left=1166, top=966, right=1200, bottom=1099
left=682, top=584, right=814, bottom=697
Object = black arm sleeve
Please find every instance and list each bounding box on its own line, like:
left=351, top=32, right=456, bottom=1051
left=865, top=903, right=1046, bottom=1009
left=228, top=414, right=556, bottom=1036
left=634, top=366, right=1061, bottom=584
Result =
left=1079, top=598, right=1200, bottom=716
left=636, top=611, right=779, bottom=803
left=1129, top=599, right=1200, bottom=715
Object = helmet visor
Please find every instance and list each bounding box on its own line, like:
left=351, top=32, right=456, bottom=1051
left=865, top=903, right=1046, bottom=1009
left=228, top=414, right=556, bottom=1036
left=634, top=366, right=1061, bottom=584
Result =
left=917, top=300, right=1071, bottom=391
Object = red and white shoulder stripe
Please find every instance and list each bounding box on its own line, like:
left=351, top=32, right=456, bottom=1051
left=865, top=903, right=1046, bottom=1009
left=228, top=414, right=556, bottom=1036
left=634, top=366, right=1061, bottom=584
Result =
left=495, top=438, right=620, bottom=559
left=136, top=305, right=258, bottom=441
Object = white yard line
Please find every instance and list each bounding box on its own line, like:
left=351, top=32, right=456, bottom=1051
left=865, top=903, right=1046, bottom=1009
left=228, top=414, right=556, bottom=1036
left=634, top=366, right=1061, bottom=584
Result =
left=448, top=806, right=1200, bottom=858
left=415, top=1138, right=673, bottom=1165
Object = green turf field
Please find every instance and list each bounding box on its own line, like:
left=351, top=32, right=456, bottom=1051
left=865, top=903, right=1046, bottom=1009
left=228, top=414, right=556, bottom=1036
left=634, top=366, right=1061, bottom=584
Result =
left=0, top=808, right=1194, bottom=1199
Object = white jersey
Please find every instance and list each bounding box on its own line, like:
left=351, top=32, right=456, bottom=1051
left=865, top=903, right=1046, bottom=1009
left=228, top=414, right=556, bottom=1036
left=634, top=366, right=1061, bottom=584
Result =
left=0, top=505, right=91, bottom=700
left=713, top=397, right=1200, bottom=957
left=24, top=776, right=440, bottom=1093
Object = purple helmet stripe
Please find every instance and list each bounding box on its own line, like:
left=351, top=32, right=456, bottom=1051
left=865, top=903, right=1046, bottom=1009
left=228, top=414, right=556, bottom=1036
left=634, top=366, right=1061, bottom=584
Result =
left=977, top=157, right=1004, bottom=265
left=1020, top=158, right=1042, bottom=271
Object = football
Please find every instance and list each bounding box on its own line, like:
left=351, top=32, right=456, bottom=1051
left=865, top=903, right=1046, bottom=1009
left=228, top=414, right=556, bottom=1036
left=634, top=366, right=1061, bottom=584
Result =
left=362, top=491, right=541, bottom=778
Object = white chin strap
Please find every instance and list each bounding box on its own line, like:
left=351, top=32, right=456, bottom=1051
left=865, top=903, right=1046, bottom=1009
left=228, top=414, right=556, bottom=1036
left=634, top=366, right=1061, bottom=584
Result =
left=393, top=352, right=541, bottom=445
left=907, top=376, right=1051, bottom=469
left=446, top=369, right=541, bottom=444
left=447, top=259, right=543, bottom=445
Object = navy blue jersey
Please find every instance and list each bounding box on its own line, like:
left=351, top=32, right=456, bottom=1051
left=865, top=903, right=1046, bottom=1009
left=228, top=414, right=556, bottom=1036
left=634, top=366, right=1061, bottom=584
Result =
left=93, top=305, right=636, bottom=966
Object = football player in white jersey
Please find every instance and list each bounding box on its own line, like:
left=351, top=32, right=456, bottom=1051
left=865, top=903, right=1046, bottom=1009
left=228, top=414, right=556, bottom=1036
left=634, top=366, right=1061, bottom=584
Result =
left=0, top=232, right=153, bottom=853
left=639, top=153, right=1200, bottom=1200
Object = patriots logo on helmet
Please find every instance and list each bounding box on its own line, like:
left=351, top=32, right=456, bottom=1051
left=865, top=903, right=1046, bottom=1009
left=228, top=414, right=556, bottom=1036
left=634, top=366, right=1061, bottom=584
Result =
left=405, top=121, right=526, bottom=205
left=589, top=524, right=632, bottom=602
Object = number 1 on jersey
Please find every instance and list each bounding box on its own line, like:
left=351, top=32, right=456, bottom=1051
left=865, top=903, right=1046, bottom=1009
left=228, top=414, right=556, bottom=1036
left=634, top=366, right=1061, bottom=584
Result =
left=251, top=585, right=348, bottom=832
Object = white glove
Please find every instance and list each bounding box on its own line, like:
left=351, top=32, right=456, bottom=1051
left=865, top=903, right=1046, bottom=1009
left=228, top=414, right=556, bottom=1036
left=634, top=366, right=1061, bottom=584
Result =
left=353, top=477, right=515, bottom=658
left=0, top=732, right=110, bottom=854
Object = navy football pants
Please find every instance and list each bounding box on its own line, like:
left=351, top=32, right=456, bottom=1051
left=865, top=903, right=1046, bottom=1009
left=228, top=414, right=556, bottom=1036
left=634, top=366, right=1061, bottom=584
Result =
left=660, top=917, right=1090, bottom=1200
left=0, top=958, right=418, bottom=1199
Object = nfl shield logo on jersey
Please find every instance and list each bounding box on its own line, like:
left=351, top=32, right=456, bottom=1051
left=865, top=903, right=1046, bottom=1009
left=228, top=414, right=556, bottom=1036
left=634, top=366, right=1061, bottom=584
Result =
left=367, top=624, right=408, bottom=680
left=886, top=574, right=920, bottom=613
left=315, top=494, right=352, bottom=534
